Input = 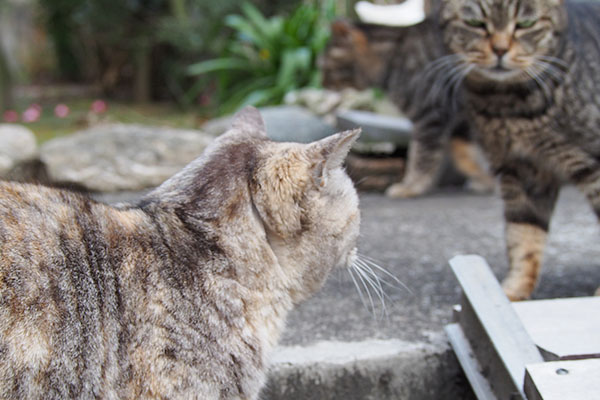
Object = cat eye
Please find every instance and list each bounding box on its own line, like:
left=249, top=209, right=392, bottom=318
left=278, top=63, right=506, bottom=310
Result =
left=465, top=19, right=486, bottom=29
left=516, top=19, right=537, bottom=29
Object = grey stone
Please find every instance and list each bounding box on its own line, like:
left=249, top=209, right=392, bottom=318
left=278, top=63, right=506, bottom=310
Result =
left=0, top=124, right=38, bottom=179
left=40, top=124, right=214, bottom=192
left=336, top=109, right=413, bottom=147
left=260, top=105, right=336, bottom=143
left=201, top=105, right=336, bottom=143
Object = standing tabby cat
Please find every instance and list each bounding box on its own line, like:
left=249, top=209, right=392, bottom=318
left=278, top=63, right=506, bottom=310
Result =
left=0, top=107, right=361, bottom=399
left=438, top=0, right=600, bottom=299
left=321, top=17, right=495, bottom=197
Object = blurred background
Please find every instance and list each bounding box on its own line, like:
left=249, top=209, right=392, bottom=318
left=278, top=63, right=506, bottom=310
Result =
left=0, top=0, right=407, bottom=142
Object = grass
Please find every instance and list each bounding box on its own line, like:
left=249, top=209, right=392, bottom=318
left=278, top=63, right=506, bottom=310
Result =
left=9, top=98, right=206, bottom=144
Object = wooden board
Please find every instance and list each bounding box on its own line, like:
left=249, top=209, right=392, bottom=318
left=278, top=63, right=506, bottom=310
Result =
left=449, top=255, right=544, bottom=400
left=513, top=297, right=600, bottom=361
left=524, top=359, right=600, bottom=400
left=445, top=323, right=498, bottom=400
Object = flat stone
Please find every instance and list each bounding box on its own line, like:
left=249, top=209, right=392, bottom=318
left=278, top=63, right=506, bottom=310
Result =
left=346, top=153, right=404, bottom=192
left=336, top=109, right=413, bottom=147
left=40, top=123, right=214, bottom=192
left=0, top=124, right=38, bottom=178
left=202, top=105, right=336, bottom=143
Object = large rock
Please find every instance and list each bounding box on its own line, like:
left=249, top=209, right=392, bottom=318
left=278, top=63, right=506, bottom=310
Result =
left=0, top=124, right=38, bottom=179
left=202, top=105, right=336, bottom=143
left=40, top=124, right=214, bottom=192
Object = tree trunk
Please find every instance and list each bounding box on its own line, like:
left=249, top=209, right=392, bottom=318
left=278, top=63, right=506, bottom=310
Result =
left=133, top=44, right=152, bottom=103
left=0, top=43, right=14, bottom=112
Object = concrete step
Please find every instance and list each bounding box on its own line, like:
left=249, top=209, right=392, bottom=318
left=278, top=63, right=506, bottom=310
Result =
left=264, top=336, right=473, bottom=400
left=95, top=187, right=600, bottom=399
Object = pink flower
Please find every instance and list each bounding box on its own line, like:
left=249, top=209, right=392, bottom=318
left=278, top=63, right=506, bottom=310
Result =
left=91, top=100, right=107, bottom=114
left=199, top=94, right=211, bottom=106
left=22, top=106, right=41, bottom=123
left=54, top=104, right=70, bottom=118
left=3, top=110, right=19, bottom=123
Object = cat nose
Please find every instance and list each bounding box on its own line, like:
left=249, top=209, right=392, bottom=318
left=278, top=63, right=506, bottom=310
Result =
left=491, top=33, right=511, bottom=58
left=493, top=45, right=508, bottom=58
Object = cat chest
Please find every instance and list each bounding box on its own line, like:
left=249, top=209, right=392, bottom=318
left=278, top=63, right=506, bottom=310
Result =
left=470, top=114, right=558, bottom=164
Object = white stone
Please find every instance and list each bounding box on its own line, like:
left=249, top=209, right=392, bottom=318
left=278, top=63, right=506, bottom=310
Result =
left=40, top=123, right=214, bottom=192
left=0, top=124, right=38, bottom=176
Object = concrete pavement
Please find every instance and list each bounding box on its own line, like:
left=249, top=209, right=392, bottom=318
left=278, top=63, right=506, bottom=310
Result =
left=97, top=186, right=600, bottom=399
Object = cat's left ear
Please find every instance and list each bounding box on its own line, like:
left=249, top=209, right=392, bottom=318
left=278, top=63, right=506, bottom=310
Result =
left=309, top=128, right=361, bottom=186
left=231, top=106, right=267, bottom=137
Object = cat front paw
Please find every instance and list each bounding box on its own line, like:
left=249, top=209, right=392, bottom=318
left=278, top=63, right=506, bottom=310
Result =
left=501, top=280, right=533, bottom=302
left=465, top=177, right=496, bottom=194
left=385, top=182, right=425, bottom=198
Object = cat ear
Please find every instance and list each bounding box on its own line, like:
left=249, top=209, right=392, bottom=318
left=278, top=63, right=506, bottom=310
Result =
left=309, top=128, right=361, bottom=186
left=331, top=19, right=353, bottom=38
left=231, top=106, right=267, bottom=137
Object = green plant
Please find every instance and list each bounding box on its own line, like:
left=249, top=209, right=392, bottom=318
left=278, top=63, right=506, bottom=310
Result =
left=188, top=0, right=336, bottom=115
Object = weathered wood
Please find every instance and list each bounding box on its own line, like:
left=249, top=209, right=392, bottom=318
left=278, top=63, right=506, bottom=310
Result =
left=513, top=297, right=600, bottom=361
left=448, top=255, right=544, bottom=400
left=445, top=323, right=498, bottom=400
left=524, top=359, right=600, bottom=400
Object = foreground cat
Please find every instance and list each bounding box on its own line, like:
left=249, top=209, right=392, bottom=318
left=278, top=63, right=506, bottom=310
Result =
left=0, top=107, right=361, bottom=399
left=321, top=18, right=495, bottom=197
left=439, top=0, right=600, bottom=299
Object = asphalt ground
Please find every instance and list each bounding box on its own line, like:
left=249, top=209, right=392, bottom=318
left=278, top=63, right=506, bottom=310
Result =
left=278, top=186, right=600, bottom=347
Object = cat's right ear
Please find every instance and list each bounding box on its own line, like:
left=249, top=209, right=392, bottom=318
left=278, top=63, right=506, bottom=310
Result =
left=309, top=128, right=361, bottom=186
left=231, top=106, right=267, bottom=137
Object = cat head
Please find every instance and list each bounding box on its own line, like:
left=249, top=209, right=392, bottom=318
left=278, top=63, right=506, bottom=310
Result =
left=321, top=20, right=396, bottom=90
left=439, top=0, right=567, bottom=83
left=144, top=107, right=360, bottom=302
left=231, top=107, right=361, bottom=301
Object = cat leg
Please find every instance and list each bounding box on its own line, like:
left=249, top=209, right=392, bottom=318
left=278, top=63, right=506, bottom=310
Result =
left=499, top=164, right=559, bottom=301
left=386, top=137, right=445, bottom=198
left=450, top=137, right=496, bottom=194
left=568, top=158, right=600, bottom=296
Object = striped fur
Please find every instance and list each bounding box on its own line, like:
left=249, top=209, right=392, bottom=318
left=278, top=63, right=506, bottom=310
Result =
left=321, top=17, right=495, bottom=197
left=440, top=0, right=600, bottom=299
left=0, top=107, right=361, bottom=399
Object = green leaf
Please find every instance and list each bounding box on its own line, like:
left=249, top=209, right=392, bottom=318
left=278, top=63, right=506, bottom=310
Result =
left=276, top=47, right=311, bottom=90
left=225, top=14, right=269, bottom=49
left=187, top=57, right=251, bottom=75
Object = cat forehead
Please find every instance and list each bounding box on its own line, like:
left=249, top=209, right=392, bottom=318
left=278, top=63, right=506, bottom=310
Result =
left=451, top=0, right=549, bottom=17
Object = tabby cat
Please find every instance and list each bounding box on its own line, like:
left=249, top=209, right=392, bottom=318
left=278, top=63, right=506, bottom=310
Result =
left=321, top=17, right=496, bottom=197
left=438, top=0, right=600, bottom=299
left=0, top=107, right=361, bottom=399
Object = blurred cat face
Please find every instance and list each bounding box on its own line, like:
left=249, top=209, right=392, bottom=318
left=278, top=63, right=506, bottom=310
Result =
left=440, top=0, right=566, bottom=83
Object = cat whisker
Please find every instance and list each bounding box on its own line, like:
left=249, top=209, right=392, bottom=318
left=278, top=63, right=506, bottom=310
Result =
left=358, top=254, right=412, bottom=294
left=427, top=60, right=471, bottom=111
left=424, top=63, right=460, bottom=105
left=525, top=65, right=553, bottom=107
left=348, top=265, right=371, bottom=312
left=445, top=64, right=474, bottom=111
left=351, top=259, right=396, bottom=320
left=533, top=59, right=566, bottom=83
left=421, top=54, right=465, bottom=84
left=350, top=262, right=378, bottom=316
left=537, top=55, right=569, bottom=70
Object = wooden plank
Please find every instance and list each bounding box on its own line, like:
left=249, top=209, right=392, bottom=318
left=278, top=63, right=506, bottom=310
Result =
left=449, top=255, right=544, bottom=400
left=524, top=359, right=600, bottom=400
left=445, top=323, right=498, bottom=400
left=513, top=297, right=600, bottom=361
